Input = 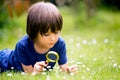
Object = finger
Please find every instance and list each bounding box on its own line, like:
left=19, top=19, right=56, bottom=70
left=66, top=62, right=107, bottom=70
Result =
left=67, top=65, right=78, bottom=73
left=70, top=67, right=78, bottom=72
left=34, top=64, right=41, bottom=70
left=34, top=65, right=43, bottom=72
left=38, top=61, right=48, bottom=67
left=35, top=65, right=41, bottom=69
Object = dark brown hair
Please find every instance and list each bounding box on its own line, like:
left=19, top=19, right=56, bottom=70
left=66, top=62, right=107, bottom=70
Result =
left=26, top=1, right=63, bottom=41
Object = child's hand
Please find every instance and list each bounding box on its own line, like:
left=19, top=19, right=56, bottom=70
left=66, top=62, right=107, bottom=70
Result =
left=60, top=64, right=78, bottom=73
left=67, top=65, right=78, bottom=73
left=33, top=61, right=47, bottom=74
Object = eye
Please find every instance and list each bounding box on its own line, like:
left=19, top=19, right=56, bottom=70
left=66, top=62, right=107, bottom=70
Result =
left=54, top=31, right=60, bottom=34
left=44, top=33, right=49, bottom=36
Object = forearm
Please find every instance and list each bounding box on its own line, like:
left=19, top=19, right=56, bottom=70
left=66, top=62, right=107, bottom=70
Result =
left=21, top=64, right=34, bottom=73
left=21, top=61, right=47, bottom=75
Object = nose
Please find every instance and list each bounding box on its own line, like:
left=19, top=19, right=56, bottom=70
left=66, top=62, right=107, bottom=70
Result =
left=50, top=34, right=56, bottom=41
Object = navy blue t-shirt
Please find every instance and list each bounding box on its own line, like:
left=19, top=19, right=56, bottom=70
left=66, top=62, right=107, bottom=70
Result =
left=0, top=35, right=67, bottom=72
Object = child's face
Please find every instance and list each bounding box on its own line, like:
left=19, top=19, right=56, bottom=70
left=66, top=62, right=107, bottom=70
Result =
left=35, top=29, right=60, bottom=49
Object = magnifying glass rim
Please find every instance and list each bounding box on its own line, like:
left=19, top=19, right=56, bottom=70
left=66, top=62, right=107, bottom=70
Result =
left=46, top=51, right=59, bottom=62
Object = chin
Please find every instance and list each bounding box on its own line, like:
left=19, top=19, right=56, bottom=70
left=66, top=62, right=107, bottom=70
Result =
left=49, top=45, right=54, bottom=48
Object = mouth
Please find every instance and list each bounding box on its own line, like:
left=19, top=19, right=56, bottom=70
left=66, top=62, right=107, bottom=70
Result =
left=49, top=43, right=55, bottom=45
left=49, top=42, right=56, bottom=46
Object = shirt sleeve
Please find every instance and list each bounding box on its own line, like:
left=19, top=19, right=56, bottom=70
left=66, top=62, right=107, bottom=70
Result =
left=14, top=42, right=31, bottom=66
left=57, top=38, right=67, bottom=65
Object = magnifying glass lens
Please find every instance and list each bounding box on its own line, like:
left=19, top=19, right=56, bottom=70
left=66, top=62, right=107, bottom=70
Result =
left=48, top=54, right=57, bottom=60
left=46, top=51, right=59, bottom=62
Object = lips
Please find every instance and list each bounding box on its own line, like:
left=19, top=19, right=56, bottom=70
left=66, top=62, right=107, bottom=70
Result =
left=49, top=43, right=54, bottom=45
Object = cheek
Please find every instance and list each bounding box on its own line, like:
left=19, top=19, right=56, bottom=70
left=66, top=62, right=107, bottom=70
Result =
left=42, top=37, right=50, bottom=42
left=55, top=37, right=59, bottom=42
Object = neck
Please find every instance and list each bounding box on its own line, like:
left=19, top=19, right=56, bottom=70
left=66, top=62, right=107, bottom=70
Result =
left=34, top=41, right=49, bottom=54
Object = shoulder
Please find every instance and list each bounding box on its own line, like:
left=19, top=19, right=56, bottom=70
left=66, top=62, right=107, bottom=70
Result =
left=53, top=37, right=66, bottom=51
left=16, top=35, right=33, bottom=48
left=57, top=37, right=65, bottom=45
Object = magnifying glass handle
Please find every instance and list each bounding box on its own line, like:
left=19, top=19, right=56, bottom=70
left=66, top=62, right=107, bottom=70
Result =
left=46, top=60, right=49, bottom=64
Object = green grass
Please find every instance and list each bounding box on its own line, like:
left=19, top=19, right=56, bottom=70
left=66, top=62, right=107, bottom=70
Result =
left=1, top=6, right=120, bottom=80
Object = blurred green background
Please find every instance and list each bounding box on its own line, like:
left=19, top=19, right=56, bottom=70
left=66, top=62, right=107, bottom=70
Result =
left=0, top=0, right=120, bottom=49
left=0, top=0, right=120, bottom=79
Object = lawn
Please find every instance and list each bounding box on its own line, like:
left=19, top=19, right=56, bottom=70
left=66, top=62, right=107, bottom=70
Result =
left=0, top=5, right=120, bottom=80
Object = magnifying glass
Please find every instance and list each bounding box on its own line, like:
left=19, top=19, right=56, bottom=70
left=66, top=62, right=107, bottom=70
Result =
left=46, top=51, right=59, bottom=63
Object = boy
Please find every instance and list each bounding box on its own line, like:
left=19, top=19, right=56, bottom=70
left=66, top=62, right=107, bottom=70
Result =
left=0, top=1, right=77, bottom=74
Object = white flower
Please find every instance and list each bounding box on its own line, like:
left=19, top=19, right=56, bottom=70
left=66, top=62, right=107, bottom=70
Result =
left=11, top=67, right=14, bottom=70
left=113, top=63, right=117, bottom=67
left=108, top=56, right=112, bottom=59
left=41, top=72, right=47, bottom=75
left=82, top=40, right=87, bottom=44
left=76, top=61, right=83, bottom=65
left=59, top=69, right=62, bottom=72
left=118, top=66, right=120, bottom=68
left=76, top=43, right=81, bottom=47
left=82, top=76, right=85, bottom=79
left=7, top=73, right=13, bottom=77
left=63, top=76, right=66, bottom=79
left=92, top=39, right=97, bottom=44
left=70, top=72, right=74, bottom=75
left=79, top=55, right=83, bottom=58
left=86, top=67, right=90, bottom=71
left=21, top=72, right=26, bottom=75
left=47, top=66, right=51, bottom=69
left=42, top=68, right=47, bottom=71
left=49, top=69, right=52, bottom=71
left=104, top=38, right=108, bottom=43
left=93, top=58, right=97, bottom=61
